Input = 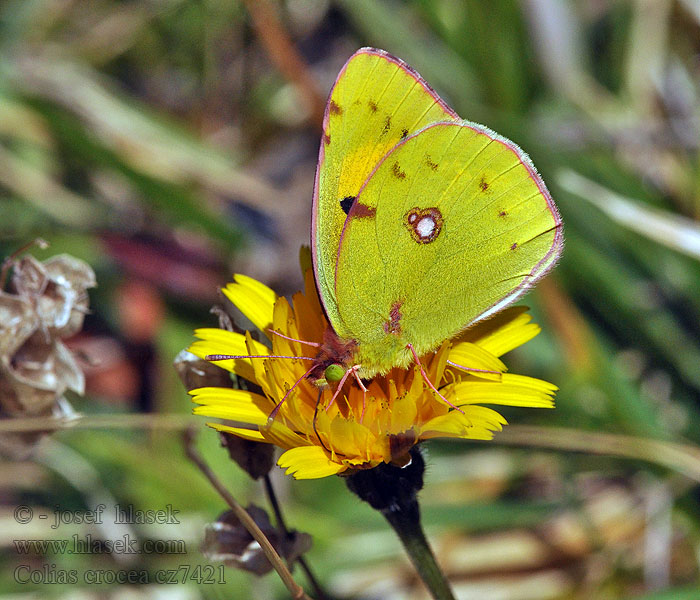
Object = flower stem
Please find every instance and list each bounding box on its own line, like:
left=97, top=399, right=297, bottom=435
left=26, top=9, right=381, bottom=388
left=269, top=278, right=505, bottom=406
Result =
left=263, top=474, right=329, bottom=600
left=183, top=428, right=312, bottom=600
left=345, top=446, right=455, bottom=600
left=383, top=505, right=456, bottom=600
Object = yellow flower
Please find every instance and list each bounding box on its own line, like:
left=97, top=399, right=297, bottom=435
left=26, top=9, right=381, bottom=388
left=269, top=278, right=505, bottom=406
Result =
left=189, top=268, right=556, bottom=480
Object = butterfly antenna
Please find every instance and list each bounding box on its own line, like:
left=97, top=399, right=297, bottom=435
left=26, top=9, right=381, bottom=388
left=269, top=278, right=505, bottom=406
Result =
left=206, top=354, right=314, bottom=361
left=267, top=363, right=317, bottom=424
left=312, top=389, right=331, bottom=454
left=407, top=344, right=464, bottom=414
left=266, top=329, right=321, bottom=348
left=349, top=368, right=368, bottom=423
left=445, top=360, right=500, bottom=375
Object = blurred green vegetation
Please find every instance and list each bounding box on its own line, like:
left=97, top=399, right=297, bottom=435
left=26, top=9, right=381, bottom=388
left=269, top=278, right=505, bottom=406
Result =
left=3, top=0, right=700, bottom=598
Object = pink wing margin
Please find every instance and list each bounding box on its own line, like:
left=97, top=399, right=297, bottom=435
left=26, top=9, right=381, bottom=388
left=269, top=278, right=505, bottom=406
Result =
left=462, top=121, right=563, bottom=324
left=310, top=47, right=459, bottom=319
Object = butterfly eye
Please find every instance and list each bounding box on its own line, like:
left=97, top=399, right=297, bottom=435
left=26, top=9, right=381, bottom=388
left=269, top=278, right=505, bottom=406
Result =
left=324, top=363, right=346, bottom=383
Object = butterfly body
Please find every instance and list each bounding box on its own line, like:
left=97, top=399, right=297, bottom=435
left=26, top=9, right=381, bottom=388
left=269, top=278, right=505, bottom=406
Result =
left=310, top=48, right=562, bottom=382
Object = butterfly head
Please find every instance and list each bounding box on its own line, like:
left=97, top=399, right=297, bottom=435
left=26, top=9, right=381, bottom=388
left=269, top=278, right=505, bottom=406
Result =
left=306, top=327, right=358, bottom=384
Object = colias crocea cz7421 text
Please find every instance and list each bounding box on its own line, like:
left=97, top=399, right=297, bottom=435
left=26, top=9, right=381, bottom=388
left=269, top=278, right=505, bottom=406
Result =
left=308, top=47, right=562, bottom=384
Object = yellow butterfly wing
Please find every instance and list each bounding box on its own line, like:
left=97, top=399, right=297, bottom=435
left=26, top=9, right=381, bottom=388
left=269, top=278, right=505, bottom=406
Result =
left=312, top=48, right=458, bottom=331
left=334, top=121, right=562, bottom=376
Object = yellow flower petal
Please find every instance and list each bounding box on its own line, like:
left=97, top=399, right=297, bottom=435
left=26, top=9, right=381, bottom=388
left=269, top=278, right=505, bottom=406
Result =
left=447, top=373, right=556, bottom=408
left=263, top=421, right=312, bottom=450
left=222, top=274, right=276, bottom=334
left=463, top=307, right=541, bottom=357
left=299, top=246, right=313, bottom=273
left=192, top=327, right=269, bottom=354
left=420, top=408, right=505, bottom=440
left=387, top=384, right=419, bottom=433
left=447, top=342, right=506, bottom=381
left=235, top=273, right=277, bottom=306
left=278, top=446, right=346, bottom=479
left=291, top=291, right=326, bottom=351
left=466, top=405, right=510, bottom=429
left=207, top=422, right=267, bottom=441
left=329, top=417, right=377, bottom=462
left=189, top=328, right=269, bottom=382
left=190, top=387, right=270, bottom=425
left=244, top=332, right=271, bottom=392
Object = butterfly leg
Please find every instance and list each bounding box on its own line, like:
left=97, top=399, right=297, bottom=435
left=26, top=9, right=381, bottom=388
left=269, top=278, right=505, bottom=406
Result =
left=359, top=386, right=367, bottom=423
left=267, top=328, right=321, bottom=348
left=349, top=368, right=369, bottom=422
left=446, top=360, right=500, bottom=376
left=267, top=363, right=316, bottom=424
left=351, top=369, right=367, bottom=392
left=407, top=344, right=464, bottom=414
left=325, top=364, right=362, bottom=412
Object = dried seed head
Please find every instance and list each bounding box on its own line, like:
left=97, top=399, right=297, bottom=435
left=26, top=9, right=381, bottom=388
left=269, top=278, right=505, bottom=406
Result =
left=202, top=505, right=311, bottom=576
left=0, top=250, right=95, bottom=457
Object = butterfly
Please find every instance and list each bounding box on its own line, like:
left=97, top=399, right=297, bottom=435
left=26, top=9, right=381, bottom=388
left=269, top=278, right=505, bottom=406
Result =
left=308, top=47, right=562, bottom=391
left=207, top=48, right=562, bottom=412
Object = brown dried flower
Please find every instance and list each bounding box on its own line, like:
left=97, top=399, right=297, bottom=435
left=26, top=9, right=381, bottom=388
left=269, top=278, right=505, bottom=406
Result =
left=0, top=250, right=96, bottom=457
left=202, top=505, right=311, bottom=576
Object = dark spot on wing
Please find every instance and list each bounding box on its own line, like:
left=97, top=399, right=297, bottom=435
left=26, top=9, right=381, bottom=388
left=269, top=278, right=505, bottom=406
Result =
left=323, top=131, right=331, bottom=145
left=368, top=100, right=378, bottom=112
left=479, top=177, right=489, bottom=191
left=510, top=242, right=518, bottom=250
left=499, top=210, right=507, bottom=217
left=339, top=196, right=355, bottom=215
left=426, top=155, right=438, bottom=170
left=401, top=128, right=409, bottom=139
left=382, top=115, right=392, bottom=134
left=329, top=100, right=342, bottom=115
left=349, top=202, right=377, bottom=219
left=383, top=301, right=403, bottom=336
left=403, top=207, right=443, bottom=244
left=392, top=162, right=406, bottom=179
